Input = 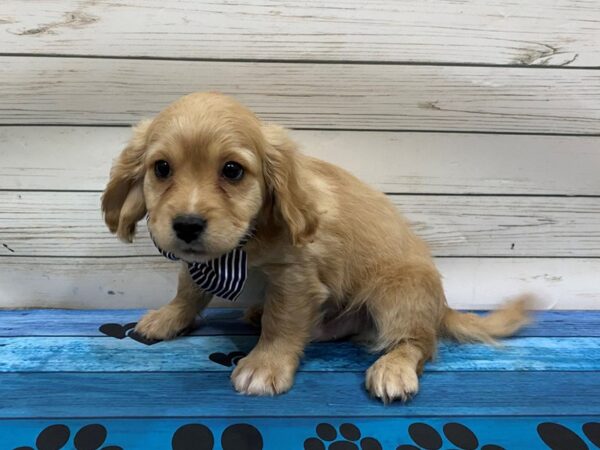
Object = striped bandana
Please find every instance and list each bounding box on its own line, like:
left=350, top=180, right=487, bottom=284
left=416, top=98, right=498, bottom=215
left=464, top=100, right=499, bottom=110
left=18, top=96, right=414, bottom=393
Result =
left=148, top=217, right=253, bottom=301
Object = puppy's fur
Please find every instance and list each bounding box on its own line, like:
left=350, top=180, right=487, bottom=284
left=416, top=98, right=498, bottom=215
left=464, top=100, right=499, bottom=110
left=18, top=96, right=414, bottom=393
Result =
left=102, top=92, right=530, bottom=403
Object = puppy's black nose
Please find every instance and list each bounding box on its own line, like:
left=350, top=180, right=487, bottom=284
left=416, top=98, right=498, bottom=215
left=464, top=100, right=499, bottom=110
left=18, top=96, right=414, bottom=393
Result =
left=172, top=215, right=207, bottom=243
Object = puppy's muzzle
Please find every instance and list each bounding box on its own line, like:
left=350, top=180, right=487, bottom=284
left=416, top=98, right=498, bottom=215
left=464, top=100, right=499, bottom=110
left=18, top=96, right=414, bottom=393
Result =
left=172, top=214, right=207, bottom=243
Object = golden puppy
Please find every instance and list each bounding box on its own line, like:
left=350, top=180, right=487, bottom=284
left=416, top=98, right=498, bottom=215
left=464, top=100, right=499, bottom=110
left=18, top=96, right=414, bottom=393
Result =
left=102, top=92, right=529, bottom=403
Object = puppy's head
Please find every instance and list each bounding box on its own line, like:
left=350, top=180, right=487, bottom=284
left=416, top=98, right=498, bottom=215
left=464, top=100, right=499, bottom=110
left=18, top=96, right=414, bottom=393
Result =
left=101, top=92, right=318, bottom=261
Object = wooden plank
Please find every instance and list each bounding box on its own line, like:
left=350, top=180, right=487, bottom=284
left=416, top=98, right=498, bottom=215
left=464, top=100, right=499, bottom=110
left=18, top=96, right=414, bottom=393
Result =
left=1, top=371, right=598, bottom=417
left=2, top=417, right=598, bottom=450
left=438, top=258, right=600, bottom=310
left=519, top=311, right=600, bottom=337
left=1, top=257, right=597, bottom=310
left=400, top=195, right=600, bottom=257
left=2, top=191, right=599, bottom=257
left=2, top=57, right=600, bottom=133
left=1, top=336, right=598, bottom=373
left=0, top=308, right=257, bottom=337
left=2, top=309, right=598, bottom=338
left=0, top=256, right=264, bottom=310
left=1, top=0, right=598, bottom=67
left=2, top=127, right=600, bottom=195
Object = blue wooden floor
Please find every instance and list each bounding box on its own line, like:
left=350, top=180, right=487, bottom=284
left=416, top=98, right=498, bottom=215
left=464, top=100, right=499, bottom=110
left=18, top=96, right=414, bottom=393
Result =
left=0, top=309, right=598, bottom=450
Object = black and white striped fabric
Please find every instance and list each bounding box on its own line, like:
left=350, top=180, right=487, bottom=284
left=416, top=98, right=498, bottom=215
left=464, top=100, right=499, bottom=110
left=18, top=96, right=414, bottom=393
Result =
left=148, top=217, right=252, bottom=301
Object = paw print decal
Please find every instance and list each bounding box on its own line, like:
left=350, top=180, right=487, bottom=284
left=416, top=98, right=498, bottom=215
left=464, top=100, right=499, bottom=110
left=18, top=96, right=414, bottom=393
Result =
left=172, top=423, right=263, bottom=450
left=13, top=424, right=122, bottom=450
left=396, top=422, right=504, bottom=450
left=537, top=422, right=600, bottom=450
left=304, top=423, right=382, bottom=450
left=98, top=322, right=196, bottom=345
left=99, top=322, right=160, bottom=345
left=209, top=351, right=247, bottom=367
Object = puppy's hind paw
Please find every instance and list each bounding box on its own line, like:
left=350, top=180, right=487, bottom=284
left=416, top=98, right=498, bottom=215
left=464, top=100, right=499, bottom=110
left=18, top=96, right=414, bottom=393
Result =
left=365, top=358, right=419, bottom=404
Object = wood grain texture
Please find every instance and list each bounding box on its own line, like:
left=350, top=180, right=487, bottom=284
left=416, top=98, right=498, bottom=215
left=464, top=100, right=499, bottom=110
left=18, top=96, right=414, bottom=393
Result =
left=0, top=310, right=596, bottom=447
left=2, top=309, right=598, bottom=337
left=2, top=191, right=599, bottom=257
left=1, top=0, right=598, bottom=66
left=0, top=257, right=597, bottom=310
left=1, top=1, right=598, bottom=437
left=2, top=417, right=596, bottom=450
left=1, top=335, right=598, bottom=373
left=0, top=308, right=258, bottom=337
left=2, top=57, right=600, bottom=133
left=1, top=371, right=598, bottom=417
left=2, top=127, right=600, bottom=195
left=0, top=256, right=264, bottom=310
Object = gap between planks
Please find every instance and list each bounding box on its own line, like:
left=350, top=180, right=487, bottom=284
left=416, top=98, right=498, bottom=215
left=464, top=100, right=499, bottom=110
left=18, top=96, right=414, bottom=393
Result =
left=2, top=52, right=600, bottom=69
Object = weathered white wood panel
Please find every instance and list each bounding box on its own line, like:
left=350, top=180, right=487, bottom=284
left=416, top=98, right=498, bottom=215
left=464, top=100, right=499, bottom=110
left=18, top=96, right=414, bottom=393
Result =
left=1, top=2, right=598, bottom=312
left=2, top=127, right=600, bottom=195
left=0, top=256, right=596, bottom=309
left=0, top=257, right=263, bottom=310
left=1, top=1, right=598, bottom=66
left=2, top=57, right=599, bottom=133
left=2, top=191, right=599, bottom=257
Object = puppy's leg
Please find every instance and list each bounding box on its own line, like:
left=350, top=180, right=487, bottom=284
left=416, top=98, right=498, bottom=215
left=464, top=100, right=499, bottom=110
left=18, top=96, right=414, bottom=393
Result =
left=311, top=308, right=367, bottom=342
left=364, top=265, right=443, bottom=403
left=232, top=271, right=326, bottom=395
left=243, top=304, right=263, bottom=328
left=135, top=264, right=211, bottom=340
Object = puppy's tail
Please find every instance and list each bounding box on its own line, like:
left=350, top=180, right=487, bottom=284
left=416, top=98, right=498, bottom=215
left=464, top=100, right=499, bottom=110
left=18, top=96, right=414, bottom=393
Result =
left=440, top=294, right=532, bottom=344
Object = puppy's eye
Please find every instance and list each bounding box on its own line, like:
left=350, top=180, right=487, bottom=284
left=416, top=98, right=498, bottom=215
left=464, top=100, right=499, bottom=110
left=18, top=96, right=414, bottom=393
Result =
left=154, top=160, right=171, bottom=179
left=221, top=161, right=244, bottom=181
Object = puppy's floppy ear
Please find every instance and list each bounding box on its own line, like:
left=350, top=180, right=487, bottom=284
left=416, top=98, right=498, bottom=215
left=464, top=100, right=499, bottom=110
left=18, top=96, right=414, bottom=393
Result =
left=101, top=119, right=152, bottom=242
left=261, top=123, right=319, bottom=246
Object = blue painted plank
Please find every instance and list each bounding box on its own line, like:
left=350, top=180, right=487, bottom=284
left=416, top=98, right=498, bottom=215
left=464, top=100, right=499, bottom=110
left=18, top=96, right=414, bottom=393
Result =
left=0, top=308, right=256, bottom=337
left=519, top=310, right=600, bottom=337
left=1, top=336, right=599, bottom=373
left=2, top=417, right=599, bottom=450
left=1, top=371, right=598, bottom=418
left=1, top=309, right=598, bottom=337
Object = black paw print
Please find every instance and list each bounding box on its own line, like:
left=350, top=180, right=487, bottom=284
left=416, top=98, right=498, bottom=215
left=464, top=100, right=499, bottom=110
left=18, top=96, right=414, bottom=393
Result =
left=98, top=322, right=196, bottom=345
left=396, top=422, right=504, bottom=450
left=209, top=351, right=247, bottom=367
left=172, top=423, right=263, bottom=450
left=304, top=423, right=382, bottom=450
left=537, top=422, right=600, bottom=450
left=13, top=424, right=122, bottom=450
left=99, top=322, right=159, bottom=345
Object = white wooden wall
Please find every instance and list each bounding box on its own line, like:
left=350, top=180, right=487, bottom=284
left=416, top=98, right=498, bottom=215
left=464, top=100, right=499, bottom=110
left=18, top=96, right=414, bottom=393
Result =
left=0, top=1, right=599, bottom=309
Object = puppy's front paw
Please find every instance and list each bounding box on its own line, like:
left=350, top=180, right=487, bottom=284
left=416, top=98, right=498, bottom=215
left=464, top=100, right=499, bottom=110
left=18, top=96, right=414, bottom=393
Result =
left=135, top=305, right=195, bottom=340
left=365, top=357, right=419, bottom=404
left=231, top=351, right=298, bottom=396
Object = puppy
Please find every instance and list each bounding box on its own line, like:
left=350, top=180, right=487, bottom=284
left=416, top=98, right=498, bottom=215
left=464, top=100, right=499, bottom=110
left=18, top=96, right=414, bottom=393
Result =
left=102, top=92, right=530, bottom=403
